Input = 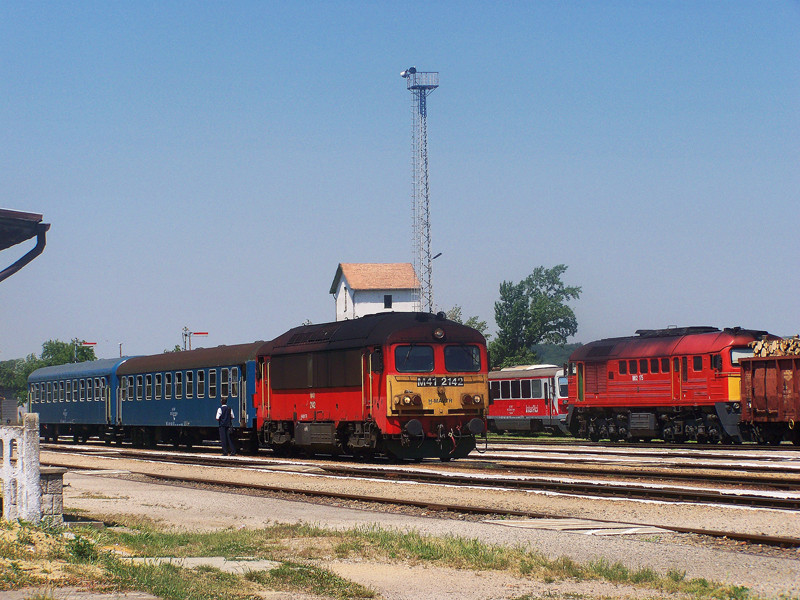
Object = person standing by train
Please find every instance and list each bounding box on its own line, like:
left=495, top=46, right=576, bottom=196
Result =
left=216, top=397, right=236, bottom=456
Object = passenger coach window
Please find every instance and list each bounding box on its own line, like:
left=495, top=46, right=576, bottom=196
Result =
left=65, top=381, right=71, bottom=402
left=146, top=375, right=152, bottom=400
left=155, top=374, right=162, bottom=400
left=444, top=345, right=481, bottom=372
left=500, top=380, right=510, bottom=398
left=165, top=373, right=173, bottom=398
left=136, top=376, right=143, bottom=401
left=59, top=381, right=64, bottom=402
left=198, top=370, right=206, bottom=397
left=221, top=368, right=229, bottom=397
left=511, top=380, right=521, bottom=399
left=176, top=372, right=183, bottom=399
left=231, top=367, right=239, bottom=397
left=559, top=377, right=568, bottom=397
left=186, top=371, right=194, bottom=398
left=395, top=345, right=434, bottom=373
left=531, top=380, right=543, bottom=398
left=521, top=380, right=531, bottom=398
left=489, top=381, right=500, bottom=401
left=209, top=369, right=217, bottom=396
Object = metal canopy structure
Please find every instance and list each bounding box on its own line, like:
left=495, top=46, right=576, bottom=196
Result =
left=401, top=67, right=439, bottom=313
left=0, top=208, right=50, bottom=284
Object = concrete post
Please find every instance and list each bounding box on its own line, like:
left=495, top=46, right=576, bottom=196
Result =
left=1, top=412, right=42, bottom=522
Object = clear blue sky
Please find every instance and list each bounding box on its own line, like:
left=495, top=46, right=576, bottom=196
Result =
left=2, top=1, right=798, bottom=360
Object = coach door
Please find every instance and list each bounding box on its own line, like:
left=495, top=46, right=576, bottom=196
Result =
left=236, top=367, right=247, bottom=427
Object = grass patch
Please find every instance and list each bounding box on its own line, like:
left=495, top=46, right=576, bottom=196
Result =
left=0, top=518, right=763, bottom=600
left=246, top=561, right=375, bottom=599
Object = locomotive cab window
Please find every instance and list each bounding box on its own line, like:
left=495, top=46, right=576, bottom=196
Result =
left=395, top=345, right=434, bottom=373
left=444, top=345, right=481, bottom=372
left=730, top=347, right=754, bottom=366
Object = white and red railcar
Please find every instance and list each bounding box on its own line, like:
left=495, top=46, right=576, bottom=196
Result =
left=487, top=365, right=569, bottom=435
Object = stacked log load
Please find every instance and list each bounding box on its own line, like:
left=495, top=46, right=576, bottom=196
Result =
left=750, top=336, right=800, bottom=357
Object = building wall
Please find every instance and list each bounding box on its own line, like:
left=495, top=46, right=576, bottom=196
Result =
left=333, top=281, right=416, bottom=321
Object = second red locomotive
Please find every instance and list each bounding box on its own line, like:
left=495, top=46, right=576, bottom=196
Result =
left=566, top=326, right=772, bottom=443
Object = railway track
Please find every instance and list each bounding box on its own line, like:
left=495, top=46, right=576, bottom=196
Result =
left=42, top=444, right=800, bottom=511
left=44, top=446, right=800, bottom=550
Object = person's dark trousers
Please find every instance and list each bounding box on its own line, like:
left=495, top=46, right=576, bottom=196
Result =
left=219, top=426, right=236, bottom=456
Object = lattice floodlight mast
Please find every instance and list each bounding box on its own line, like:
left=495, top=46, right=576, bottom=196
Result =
left=402, top=67, right=438, bottom=313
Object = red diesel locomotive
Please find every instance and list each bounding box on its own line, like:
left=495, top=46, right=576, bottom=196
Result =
left=566, top=326, right=773, bottom=443
left=254, top=312, right=488, bottom=460
left=487, top=365, right=569, bottom=435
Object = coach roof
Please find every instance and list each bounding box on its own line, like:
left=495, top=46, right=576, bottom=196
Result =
left=117, top=342, right=267, bottom=375
left=29, top=357, right=133, bottom=382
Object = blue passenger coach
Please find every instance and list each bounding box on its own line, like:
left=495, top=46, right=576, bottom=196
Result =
left=28, top=357, right=132, bottom=442
left=28, top=342, right=265, bottom=450
left=109, top=342, right=264, bottom=449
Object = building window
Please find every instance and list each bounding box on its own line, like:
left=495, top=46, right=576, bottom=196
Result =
left=384, top=294, right=392, bottom=309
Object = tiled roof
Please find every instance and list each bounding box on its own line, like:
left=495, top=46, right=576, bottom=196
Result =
left=330, top=263, right=420, bottom=293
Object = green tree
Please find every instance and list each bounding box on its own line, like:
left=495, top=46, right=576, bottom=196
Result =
left=446, top=306, right=490, bottom=340
left=41, top=339, right=97, bottom=365
left=489, top=265, right=581, bottom=368
left=0, top=339, right=97, bottom=404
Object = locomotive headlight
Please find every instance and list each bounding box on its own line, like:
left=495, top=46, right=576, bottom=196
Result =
left=433, top=327, right=445, bottom=340
left=403, top=395, right=413, bottom=405
left=462, top=393, right=482, bottom=406
left=411, top=394, right=422, bottom=406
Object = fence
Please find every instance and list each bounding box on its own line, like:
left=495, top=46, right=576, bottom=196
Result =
left=1, top=413, right=42, bottom=522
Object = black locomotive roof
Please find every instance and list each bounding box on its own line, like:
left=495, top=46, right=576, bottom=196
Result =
left=262, top=312, right=486, bottom=356
left=117, top=341, right=267, bottom=375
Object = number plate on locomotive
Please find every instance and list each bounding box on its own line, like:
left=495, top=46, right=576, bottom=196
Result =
left=416, top=376, right=464, bottom=387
